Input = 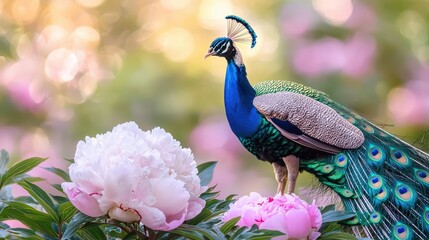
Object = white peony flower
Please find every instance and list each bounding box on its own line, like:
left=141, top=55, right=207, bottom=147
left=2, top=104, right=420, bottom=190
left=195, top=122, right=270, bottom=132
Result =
left=61, top=121, right=205, bottom=230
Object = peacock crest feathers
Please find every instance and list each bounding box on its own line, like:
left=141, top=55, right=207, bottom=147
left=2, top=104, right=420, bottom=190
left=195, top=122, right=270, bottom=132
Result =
left=225, top=15, right=257, bottom=48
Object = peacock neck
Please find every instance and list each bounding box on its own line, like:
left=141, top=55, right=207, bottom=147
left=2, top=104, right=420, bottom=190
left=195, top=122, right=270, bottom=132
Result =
left=224, top=55, right=261, bottom=138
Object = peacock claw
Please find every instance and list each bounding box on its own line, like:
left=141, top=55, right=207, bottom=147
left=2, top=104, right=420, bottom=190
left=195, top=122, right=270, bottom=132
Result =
left=283, top=155, right=299, bottom=194
left=272, top=162, right=288, bottom=195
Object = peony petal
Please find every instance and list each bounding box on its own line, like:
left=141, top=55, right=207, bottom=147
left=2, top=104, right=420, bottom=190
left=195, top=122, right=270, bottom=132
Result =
left=139, top=205, right=167, bottom=229
left=156, top=211, right=187, bottom=231
left=307, top=201, right=323, bottom=229
left=150, top=177, right=190, bottom=216
left=108, top=206, right=140, bottom=222
left=259, top=214, right=289, bottom=236
left=309, top=231, right=322, bottom=240
left=137, top=205, right=187, bottom=231
left=61, top=182, right=104, bottom=217
left=185, top=197, right=205, bottom=220
left=283, top=209, right=312, bottom=239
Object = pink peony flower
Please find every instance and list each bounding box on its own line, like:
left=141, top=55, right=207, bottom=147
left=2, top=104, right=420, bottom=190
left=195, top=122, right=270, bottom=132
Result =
left=61, top=122, right=205, bottom=230
left=223, top=193, right=322, bottom=240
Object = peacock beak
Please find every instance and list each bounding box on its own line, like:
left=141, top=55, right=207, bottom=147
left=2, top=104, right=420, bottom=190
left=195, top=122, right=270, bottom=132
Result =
left=204, top=48, right=215, bottom=59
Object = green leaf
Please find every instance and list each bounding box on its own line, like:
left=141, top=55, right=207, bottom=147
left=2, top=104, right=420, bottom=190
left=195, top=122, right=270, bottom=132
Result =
left=220, top=217, right=240, bottom=234
left=64, top=158, right=74, bottom=163
left=52, top=195, right=69, bottom=204
left=175, top=224, right=223, bottom=240
left=6, top=228, right=46, bottom=240
left=318, top=231, right=358, bottom=240
left=0, top=202, right=57, bottom=237
left=18, top=180, right=59, bottom=223
left=185, top=209, right=213, bottom=225
left=123, top=231, right=138, bottom=240
left=12, top=174, right=44, bottom=183
left=14, top=196, right=38, bottom=204
left=0, top=149, right=9, bottom=176
left=322, top=209, right=355, bottom=223
left=0, top=157, right=47, bottom=188
left=169, top=227, right=204, bottom=240
left=0, top=221, right=9, bottom=229
left=76, top=223, right=107, bottom=240
left=228, top=225, right=284, bottom=240
left=52, top=183, right=65, bottom=194
left=44, top=167, right=71, bottom=182
left=197, top=161, right=217, bottom=186
left=61, top=212, right=93, bottom=240
left=59, top=201, right=78, bottom=223
left=320, top=204, right=336, bottom=214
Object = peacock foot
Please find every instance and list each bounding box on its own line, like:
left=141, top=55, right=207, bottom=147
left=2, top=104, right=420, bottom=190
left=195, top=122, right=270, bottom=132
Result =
left=282, top=155, right=299, bottom=194
left=272, top=162, right=288, bottom=195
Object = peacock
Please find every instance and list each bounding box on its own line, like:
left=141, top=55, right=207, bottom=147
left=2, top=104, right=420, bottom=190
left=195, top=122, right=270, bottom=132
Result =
left=204, top=15, right=429, bottom=240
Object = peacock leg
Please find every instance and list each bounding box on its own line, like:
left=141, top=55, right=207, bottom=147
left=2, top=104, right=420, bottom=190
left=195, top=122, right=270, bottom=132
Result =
left=272, top=162, right=288, bottom=195
left=282, top=155, right=299, bottom=194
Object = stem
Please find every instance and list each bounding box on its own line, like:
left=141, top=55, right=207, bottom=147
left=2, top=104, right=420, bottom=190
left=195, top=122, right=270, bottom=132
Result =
left=58, top=222, right=62, bottom=240
left=108, top=219, right=132, bottom=233
left=147, top=228, right=156, bottom=240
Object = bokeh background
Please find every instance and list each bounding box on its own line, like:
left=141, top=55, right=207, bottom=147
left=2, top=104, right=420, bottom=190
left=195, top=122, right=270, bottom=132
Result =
left=1, top=0, right=429, bottom=198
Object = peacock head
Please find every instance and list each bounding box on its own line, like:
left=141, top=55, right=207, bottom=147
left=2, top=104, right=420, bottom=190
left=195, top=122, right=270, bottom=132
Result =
left=205, top=37, right=236, bottom=60
left=205, top=15, right=257, bottom=61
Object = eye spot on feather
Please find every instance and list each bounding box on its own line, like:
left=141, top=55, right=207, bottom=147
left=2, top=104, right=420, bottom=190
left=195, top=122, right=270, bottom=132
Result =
left=322, top=164, right=334, bottom=173
left=375, top=186, right=388, bottom=201
left=375, top=186, right=389, bottom=202
left=393, top=223, right=411, bottom=240
left=335, top=154, right=348, bottom=168
left=342, top=216, right=360, bottom=225
left=362, top=124, right=375, bottom=133
left=379, top=132, right=388, bottom=137
left=337, top=188, right=355, bottom=198
left=369, top=211, right=381, bottom=224
left=341, top=114, right=356, bottom=124
left=368, top=174, right=383, bottom=189
left=367, top=145, right=385, bottom=163
left=414, top=168, right=429, bottom=186
left=390, top=149, right=409, bottom=166
left=395, top=184, right=415, bottom=203
left=351, top=112, right=362, bottom=119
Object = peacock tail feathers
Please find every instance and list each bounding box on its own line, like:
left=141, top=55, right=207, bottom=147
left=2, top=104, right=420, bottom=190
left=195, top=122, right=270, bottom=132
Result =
left=254, top=80, right=429, bottom=240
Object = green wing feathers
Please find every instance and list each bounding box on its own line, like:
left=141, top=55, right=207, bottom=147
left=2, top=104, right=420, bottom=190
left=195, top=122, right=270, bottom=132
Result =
left=253, top=80, right=328, bottom=100
left=254, top=80, right=429, bottom=239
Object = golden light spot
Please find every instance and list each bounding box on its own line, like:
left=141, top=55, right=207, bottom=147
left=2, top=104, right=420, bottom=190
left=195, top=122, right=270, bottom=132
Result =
left=312, top=0, right=353, bottom=25
left=158, top=28, right=194, bottom=62
left=387, top=87, right=418, bottom=124
left=79, top=73, right=99, bottom=98
left=198, top=0, right=233, bottom=30
left=11, top=0, right=40, bottom=23
left=72, top=26, right=100, bottom=49
left=45, top=48, right=80, bottom=82
left=397, top=11, right=427, bottom=42
left=160, top=0, right=191, bottom=10
left=75, top=0, right=105, bottom=8
left=40, top=25, right=70, bottom=48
